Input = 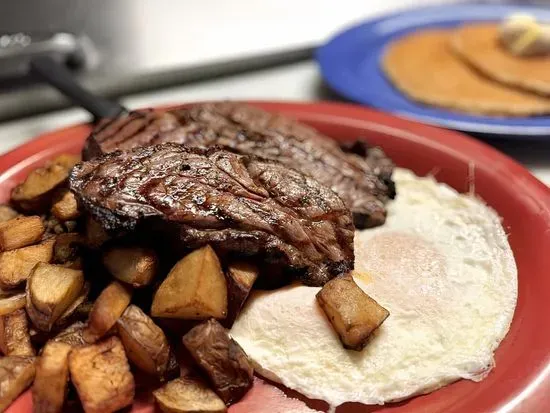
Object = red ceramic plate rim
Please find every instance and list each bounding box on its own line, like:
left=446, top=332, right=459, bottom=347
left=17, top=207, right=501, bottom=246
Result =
left=2, top=101, right=550, bottom=413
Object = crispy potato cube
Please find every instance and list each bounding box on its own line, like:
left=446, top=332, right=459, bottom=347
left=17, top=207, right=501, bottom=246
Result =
left=154, top=377, right=226, bottom=413
left=316, top=275, right=389, bottom=351
left=0, top=239, right=54, bottom=289
left=83, top=281, right=132, bottom=343
left=26, top=263, right=84, bottom=331
left=117, top=304, right=170, bottom=376
left=32, top=341, right=72, bottom=413
left=53, top=233, right=83, bottom=264
left=103, top=246, right=158, bottom=287
left=0, top=205, right=18, bottom=222
left=151, top=246, right=227, bottom=320
left=50, top=190, right=80, bottom=221
left=0, top=292, right=26, bottom=316
left=54, top=282, right=90, bottom=328
left=84, top=217, right=110, bottom=249
left=0, top=308, right=34, bottom=356
left=0, top=216, right=45, bottom=251
left=182, top=319, right=253, bottom=405
left=53, top=321, right=87, bottom=348
left=0, top=356, right=36, bottom=411
left=11, top=154, right=79, bottom=212
left=69, top=336, right=135, bottom=413
left=223, top=262, right=258, bottom=328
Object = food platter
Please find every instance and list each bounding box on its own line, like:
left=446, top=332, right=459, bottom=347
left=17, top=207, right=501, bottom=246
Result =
left=2, top=101, right=550, bottom=412
left=316, top=4, right=550, bottom=138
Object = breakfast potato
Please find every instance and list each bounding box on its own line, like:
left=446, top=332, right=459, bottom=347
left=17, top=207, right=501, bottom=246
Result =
left=117, top=304, right=170, bottom=377
left=316, top=275, right=389, bottom=351
left=0, top=292, right=26, bottom=316
left=182, top=319, right=253, bottom=405
left=0, top=356, right=36, bottom=411
left=53, top=232, right=84, bottom=264
left=26, top=263, right=84, bottom=331
left=0, top=215, right=45, bottom=251
left=223, top=262, right=258, bottom=328
left=84, top=217, right=110, bottom=249
left=69, top=336, right=135, bottom=413
left=53, top=321, right=87, bottom=348
left=0, top=308, right=34, bottom=356
left=0, top=239, right=55, bottom=289
left=103, top=246, right=158, bottom=287
left=151, top=246, right=227, bottom=320
left=153, top=377, right=226, bottom=413
left=51, top=190, right=80, bottom=221
left=11, top=154, right=79, bottom=212
left=32, top=341, right=72, bottom=413
left=54, top=282, right=90, bottom=328
left=0, top=205, right=18, bottom=222
left=83, top=281, right=132, bottom=343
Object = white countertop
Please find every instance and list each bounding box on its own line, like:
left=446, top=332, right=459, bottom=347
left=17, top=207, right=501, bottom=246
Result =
left=1, top=60, right=550, bottom=186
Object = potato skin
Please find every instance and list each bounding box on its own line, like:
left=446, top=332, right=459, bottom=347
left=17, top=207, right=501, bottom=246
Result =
left=32, top=341, right=72, bottom=413
left=223, top=262, right=258, bottom=328
left=316, top=275, right=389, bottom=350
left=182, top=319, right=253, bottom=405
left=69, top=336, right=135, bottom=413
left=117, top=304, right=170, bottom=376
left=151, top=245, right=227, bottom=320
left=153, top=377, right=227, bottom=413
left=83, top=281, right=132, bottom=343
left=0, top=308, right=34, bottom=356
left=0, top=356, right=36, bottom=412
left=103, top=246, right=158, bottom=287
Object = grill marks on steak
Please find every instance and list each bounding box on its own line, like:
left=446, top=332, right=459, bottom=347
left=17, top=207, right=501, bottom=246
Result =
left=70, top=144, right=355, bottom=286
left=83, top=103, right=395, bottom=228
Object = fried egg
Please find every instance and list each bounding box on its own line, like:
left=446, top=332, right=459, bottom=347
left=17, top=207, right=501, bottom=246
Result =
left=230, top=168, right=517, bottom=408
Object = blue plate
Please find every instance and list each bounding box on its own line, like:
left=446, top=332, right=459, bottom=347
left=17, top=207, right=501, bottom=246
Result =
left=316, top=4, right=550, bottom=138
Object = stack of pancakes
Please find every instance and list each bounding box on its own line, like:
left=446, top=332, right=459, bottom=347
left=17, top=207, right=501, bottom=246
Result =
left=382, top=23, right=550, bottom=117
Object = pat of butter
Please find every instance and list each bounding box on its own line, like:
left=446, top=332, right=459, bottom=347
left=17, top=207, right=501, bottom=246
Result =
left=499, top=13, right=550, bottom=57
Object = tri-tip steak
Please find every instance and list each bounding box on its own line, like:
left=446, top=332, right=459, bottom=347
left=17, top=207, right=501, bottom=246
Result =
left=83, top=102, right=395, bottom=228
left=70, top=144, right=355, bottom=286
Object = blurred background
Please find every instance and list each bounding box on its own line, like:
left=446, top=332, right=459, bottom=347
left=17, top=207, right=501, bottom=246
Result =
left=0, top=0, right=549, bottom=183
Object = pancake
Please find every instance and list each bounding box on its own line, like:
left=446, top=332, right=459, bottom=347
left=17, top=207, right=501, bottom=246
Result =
left=382, top=29, right=550, bottom=116
left=452, top=23, right=550, bottom=96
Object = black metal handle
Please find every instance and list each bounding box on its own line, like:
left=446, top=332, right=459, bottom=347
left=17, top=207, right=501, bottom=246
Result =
left=30, top=56, right=126, bottom=120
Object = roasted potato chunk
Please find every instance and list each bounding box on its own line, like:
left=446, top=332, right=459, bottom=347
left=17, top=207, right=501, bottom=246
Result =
left=11, top=154, right=79, bottom=212
left=26, top=263, right=84, bottom=331
left=103, top=246, right=158, bottom=287
left=151, top=246, right=227, bottom=320
left=0, top=356, right=36, bottom=411
left=53, top=321, right=87, bottom=348
left=223, top=262, right=258, bottom=328
left=50, top=190, right=80, bottom=221
left=53, top=232, right=83, bottom=264
left=84, top=217, right=110, bottom=249
left=0, top=292, right=26, bottom=316
left=182, top=319, right=253, bottom=405
left=316, top=275, right=389, bottom=351
left=0, top=205, right=18, bottom=222
left=83, top=281, right=132, bottom=343
left=69, top=336, right=135, bottom=413
left=0, top=239, right=54, bottom=289
left=54, top=282, right=90, bottom=328
left=0, top=215, right=45, bottom=251
left=32, top=341, right=72, bottom=413
left=153, top=377, right=226, bottom=413
left=117, top=304, right=170, bottom=377
left=0, top=308, right=34, bottom=356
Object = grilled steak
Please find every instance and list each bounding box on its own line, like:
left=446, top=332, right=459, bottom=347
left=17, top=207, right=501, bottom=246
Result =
left=70, top=144, right=354, bottom=286
left=83, top=102, right=395, bottom=228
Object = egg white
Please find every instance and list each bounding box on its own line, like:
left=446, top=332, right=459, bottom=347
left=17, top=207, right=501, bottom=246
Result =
left=230, top=168, right=518, bottom=408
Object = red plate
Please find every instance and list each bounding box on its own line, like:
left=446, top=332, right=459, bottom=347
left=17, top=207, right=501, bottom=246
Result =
left=4, top=102, right=550, bottom=413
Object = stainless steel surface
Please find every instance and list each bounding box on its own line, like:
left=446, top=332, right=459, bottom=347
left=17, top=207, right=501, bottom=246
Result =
left=0, top=0, right=450, bottom=121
